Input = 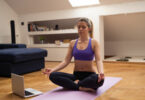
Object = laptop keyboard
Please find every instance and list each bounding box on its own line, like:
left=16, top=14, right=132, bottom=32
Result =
left=25, top=90, right=33, bottom=96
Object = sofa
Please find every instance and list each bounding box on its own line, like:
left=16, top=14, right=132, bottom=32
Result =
left=0, top=44, right=47, bottom=77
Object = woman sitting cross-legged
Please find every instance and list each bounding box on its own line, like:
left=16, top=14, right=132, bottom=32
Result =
left=43, top=18, right=104, bottom=92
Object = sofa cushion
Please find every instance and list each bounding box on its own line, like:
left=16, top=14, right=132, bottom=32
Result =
left=0, top=48, right=47, bottom=63
left=0, top=44, right=26, bottom=49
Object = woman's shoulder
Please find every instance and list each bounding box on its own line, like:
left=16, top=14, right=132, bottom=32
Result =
left=70, top=39, right=77, bottom=43
left=70, top=39, right=77, bottom=44
left=91, top=38, right=99, bottom=44
left=69, top=39, right=77, bottom=48
left=91, top=38, right=99, bottom=48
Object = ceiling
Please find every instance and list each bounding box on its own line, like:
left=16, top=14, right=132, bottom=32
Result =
left=5, top=0, right=141, bottom=15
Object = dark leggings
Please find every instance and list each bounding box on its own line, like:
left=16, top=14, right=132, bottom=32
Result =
left=49, top=71, right=104, bottom=90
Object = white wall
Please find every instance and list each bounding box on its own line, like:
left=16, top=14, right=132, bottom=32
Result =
left=0, top=0, right=20, bottom=43
left=19, top=0, right=145, bottom=59
left=18, top=9, right=100, bottom=45
left=104, top=12, right=145, bottom=56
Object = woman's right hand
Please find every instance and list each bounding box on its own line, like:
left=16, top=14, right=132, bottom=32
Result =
left=98, top=73, right=105, bottom=82
left=42, top=68, right=53, bottom=76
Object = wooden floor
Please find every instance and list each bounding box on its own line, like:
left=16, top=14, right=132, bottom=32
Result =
left=0, top=61, right=145, bottom=100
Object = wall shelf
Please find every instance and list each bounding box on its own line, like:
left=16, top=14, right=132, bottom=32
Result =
left=28, top=29, right=77, bottom=35
left=28, top=43, right=69, bottom=48
left=27, top=18, right=80, bottom=61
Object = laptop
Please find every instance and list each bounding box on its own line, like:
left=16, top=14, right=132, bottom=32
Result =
left=11, top=73, right=43, bottom=98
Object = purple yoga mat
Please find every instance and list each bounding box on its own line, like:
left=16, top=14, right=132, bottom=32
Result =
left=31, top=77, right=122, bottom=100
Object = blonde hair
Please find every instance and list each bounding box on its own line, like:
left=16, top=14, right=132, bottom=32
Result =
left=78, top=18, right=93, bottom=38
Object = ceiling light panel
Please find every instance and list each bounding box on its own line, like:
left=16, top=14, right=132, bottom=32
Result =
left=69, top=0, right=100, bottom=7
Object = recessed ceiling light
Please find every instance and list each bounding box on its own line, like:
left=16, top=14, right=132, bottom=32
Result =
left=69, top=0, right=100, bottom=7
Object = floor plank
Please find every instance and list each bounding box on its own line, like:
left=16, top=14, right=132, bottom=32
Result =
left=0, top=61, right=145, bottom=100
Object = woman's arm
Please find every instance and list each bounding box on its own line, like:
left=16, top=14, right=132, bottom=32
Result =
left=50, top=40, right=75, bottom=72
left=93, top=39, right=104, bottom=81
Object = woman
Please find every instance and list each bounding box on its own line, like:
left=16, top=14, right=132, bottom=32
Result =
left=43, top=18, right=104, bottom=92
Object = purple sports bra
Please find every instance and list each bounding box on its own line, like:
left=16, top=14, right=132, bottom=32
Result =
left=72, top=38, right=94, bottom=61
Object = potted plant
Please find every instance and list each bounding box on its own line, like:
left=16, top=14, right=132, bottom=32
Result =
left=39, top=36, right=45, bottom=44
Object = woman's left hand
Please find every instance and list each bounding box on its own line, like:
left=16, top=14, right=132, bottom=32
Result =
left=98, top=73, right=105, bottom=82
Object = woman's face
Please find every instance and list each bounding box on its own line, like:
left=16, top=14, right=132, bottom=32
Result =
left=77, top=21, right=90, bottom=36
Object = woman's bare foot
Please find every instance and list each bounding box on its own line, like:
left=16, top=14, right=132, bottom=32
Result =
left=79, top=87, right=96, bottom=92
left=74, top=80, right=79, bottom=84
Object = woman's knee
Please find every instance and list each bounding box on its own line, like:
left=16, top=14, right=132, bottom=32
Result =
left=49, top=72, right=59, bottom=81
left=91, top=74, right=104, bottom=87
left=98, top=79, right=104, bottom=87
left=89, top=74, right=99, bottom=82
